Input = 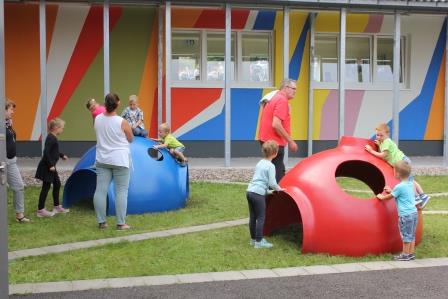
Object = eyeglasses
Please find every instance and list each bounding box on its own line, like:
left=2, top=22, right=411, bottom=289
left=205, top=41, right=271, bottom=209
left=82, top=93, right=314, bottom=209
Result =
left=286, top=86, right=296, bottom=90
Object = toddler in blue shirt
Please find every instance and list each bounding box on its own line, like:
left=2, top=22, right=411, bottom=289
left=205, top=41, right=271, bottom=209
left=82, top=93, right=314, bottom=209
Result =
left=377, top=160, right=418, bottom=261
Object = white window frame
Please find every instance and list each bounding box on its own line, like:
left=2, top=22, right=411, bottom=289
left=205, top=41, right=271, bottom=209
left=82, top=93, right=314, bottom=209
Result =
left=171, top=29, right=273, bottom=88
left=313, top=32, right=409, bottom=91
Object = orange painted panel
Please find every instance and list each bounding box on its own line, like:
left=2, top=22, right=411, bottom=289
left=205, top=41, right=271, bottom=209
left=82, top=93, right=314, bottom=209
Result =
left=46, top=5, right=58, bottom=58
left=425, top=52, right=445, bottom=140
left=172, top=8, right=202, bottom=28
left=138, top=17, right=159, bottom=135
left=5, top=3, right=41, bottom=140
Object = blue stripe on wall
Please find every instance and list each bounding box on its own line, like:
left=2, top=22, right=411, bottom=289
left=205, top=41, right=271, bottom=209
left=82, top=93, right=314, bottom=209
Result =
left=253, top=11, right=276, bottom=30
left=397, top=19, right=446, bottom=140
left=231, top=89, right=263, bottom=140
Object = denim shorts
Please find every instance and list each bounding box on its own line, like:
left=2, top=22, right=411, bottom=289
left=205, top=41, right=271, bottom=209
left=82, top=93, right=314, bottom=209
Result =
left=398, top=212, right=418, bottom=243
left=174, top=146, right=185, bottom=153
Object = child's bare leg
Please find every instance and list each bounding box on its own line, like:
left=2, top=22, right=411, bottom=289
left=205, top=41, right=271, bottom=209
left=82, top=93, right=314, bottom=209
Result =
left=175, top=150, right=187, bottom=162
left=402, top=242, right=412, bottom=255
left=409, top=241, right=416, bottom=254
left=413, top=180, right=424, bottom=195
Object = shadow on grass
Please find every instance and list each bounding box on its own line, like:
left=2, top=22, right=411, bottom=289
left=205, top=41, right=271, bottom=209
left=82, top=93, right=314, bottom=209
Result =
left=270, top=223, right=303, bottom=248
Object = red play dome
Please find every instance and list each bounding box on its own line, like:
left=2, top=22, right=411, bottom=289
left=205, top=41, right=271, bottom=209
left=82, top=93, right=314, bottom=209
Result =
left=264, top=136, right=423, bottom=257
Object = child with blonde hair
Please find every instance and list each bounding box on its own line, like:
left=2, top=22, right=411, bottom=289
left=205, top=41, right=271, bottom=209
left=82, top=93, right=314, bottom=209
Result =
left=246, top=140, right=284, bottom=249
left=377, top=160, right=418, bottom=261
left=153, top=122, right=187, bottom=164
left=35, top=118, right=69, bottom=217
left=365, top=123, right=430, bottom=209
left=86, top=98, right=106, bottom=119
left=121, top=95, right=148, bottom=137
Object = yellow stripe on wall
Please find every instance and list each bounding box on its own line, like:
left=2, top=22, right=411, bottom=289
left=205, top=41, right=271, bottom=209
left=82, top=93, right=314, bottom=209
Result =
left=290, top=13, right=309, bottom=139
left=315, top=12, right=369, bottom=33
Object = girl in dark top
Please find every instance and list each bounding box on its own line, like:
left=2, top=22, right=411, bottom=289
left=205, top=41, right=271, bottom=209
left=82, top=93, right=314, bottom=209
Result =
left=35, top=118, right=69, bottom=217
left=5, top=99, right=29, bottom=222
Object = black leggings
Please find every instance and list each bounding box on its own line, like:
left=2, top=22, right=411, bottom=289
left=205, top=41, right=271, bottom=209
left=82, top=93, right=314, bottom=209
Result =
left=246, top=191, right=267, bottom=242
left=38, top=174, right=61, bottom=210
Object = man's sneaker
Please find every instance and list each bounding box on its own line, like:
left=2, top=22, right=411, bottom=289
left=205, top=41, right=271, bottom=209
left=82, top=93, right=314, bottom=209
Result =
left=254, top=238, right=273, bottom=249
left=393, top=253, right=412, bottom=261
left=53, top=205, right=70, bottom=214
left=36, top=209, right=55, bottom=218
left=419, top=194, right=431, bottom=209
left=250, top=239, right=256, bottom=246
left=408, top=253, right=416, bottom=260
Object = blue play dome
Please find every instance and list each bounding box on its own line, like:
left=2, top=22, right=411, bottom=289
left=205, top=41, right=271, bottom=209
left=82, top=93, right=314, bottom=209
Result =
left=63, top=137, right=189, bottom=214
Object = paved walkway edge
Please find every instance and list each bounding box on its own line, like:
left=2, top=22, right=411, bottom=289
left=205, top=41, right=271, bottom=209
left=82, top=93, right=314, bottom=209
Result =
left=8, top=212, right=448, bottom=261
left=9, top=257, right=448, bottom=295
left=8, top=218, right=248, bottom=261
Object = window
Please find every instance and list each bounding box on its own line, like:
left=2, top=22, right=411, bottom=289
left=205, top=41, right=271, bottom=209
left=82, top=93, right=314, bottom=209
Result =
left=312, top=34, right=407, bottom=86
left=172, top=32, right=201, bottom=81
left=376, top=37, right=405, bottom=83
left=313, top=35, right=338, bottom=82
left=172, top=30, right=272, bottom=86
left=206, top=33, right=235, bottom=81
left=241, top=33, right=271, bottom=83
left=346, top=36, right=371, bottom=83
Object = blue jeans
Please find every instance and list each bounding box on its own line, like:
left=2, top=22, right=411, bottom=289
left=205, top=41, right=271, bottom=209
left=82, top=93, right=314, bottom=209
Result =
left=133, top=127, right=148, bottom=137
left=93, top=162, right=130, bottom=225
left=399, top=212, right=418, bottom=243
left=246, top=191, right=266, bottom=242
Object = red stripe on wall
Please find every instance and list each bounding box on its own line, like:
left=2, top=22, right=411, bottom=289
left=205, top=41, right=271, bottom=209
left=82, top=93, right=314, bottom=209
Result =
left=194, top=9, right=250, bottom=29
left=48, top=6, right=123, bottom=120
left=171, top=88, right=222, bottom=132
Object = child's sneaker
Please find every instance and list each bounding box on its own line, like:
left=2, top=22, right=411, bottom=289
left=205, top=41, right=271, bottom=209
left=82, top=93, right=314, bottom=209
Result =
left=36, top=209, right=55, bottom=218
left=408, top=253, right=416, bottom=260
left=254, top=238, right=273, bottom=249
left=53, top=205, right=70, bottom=214
left=393, top=253, right=412, bottom=261
left=414, top=195, right=423, bottom=206
left=419, top=194, right=431, bottom=209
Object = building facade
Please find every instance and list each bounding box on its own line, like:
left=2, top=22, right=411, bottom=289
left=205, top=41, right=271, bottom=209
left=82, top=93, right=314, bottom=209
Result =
left=4, top=1, right=448, bottom=158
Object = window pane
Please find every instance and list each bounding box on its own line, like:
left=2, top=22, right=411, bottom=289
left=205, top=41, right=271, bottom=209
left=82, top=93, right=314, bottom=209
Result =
left=313, top=35, right=338, bottom=82
left=345, top=37, right=371, bottom=83
left=206, top=33, right=235, bottom=81
left=172, top=32, right=201, bottom=81
left=241, top=33, right=271, bottom=82
left=376, top=37, right=403, bottom=83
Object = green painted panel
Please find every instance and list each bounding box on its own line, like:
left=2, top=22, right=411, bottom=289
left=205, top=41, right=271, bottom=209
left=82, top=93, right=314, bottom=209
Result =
left=60, top=50, right=104, bottom=141
left=110, top=6, right=155, bottom=113
left=60, top=6, right=155, bottom=141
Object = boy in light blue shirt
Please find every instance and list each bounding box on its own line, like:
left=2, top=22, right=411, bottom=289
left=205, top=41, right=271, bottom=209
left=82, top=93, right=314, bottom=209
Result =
left=246, top=140, right=284, bottom=249
left=377, top=160, right=418, bottom=261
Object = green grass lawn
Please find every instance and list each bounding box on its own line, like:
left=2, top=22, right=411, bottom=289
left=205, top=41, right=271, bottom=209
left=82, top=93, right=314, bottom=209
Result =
left=7, top=182, right=248, bottom=251
left=8, top=215, right=448, bottom=284
left=7, top=177, right=448, bottom=284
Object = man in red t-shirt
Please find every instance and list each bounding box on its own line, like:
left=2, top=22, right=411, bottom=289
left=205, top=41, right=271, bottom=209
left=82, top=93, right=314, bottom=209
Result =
left=259, top=79, right=298, bottom=182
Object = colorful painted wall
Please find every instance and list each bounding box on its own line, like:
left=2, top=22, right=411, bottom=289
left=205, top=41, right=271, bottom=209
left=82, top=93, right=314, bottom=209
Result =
left=4, top=3, right=446, bottom=145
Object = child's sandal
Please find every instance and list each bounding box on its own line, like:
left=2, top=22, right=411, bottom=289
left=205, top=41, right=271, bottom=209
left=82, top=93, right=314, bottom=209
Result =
left=16, top=217, right=30, bottom=223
